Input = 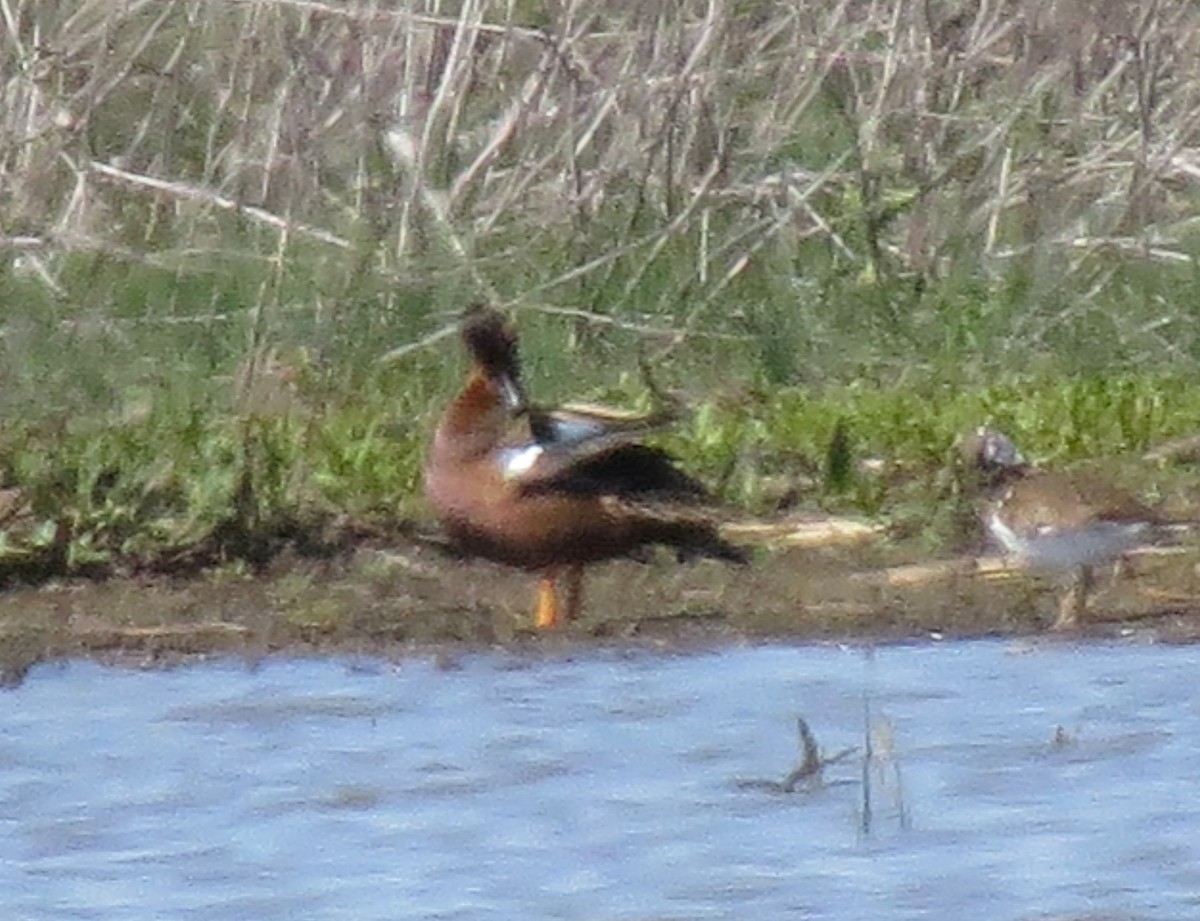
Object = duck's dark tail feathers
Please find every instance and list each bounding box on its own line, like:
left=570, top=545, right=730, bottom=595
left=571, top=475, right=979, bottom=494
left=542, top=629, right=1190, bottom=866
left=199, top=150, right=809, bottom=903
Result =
left=650, top=512, right=751, bottom=566
left=675, top=534, right=750, bottom=565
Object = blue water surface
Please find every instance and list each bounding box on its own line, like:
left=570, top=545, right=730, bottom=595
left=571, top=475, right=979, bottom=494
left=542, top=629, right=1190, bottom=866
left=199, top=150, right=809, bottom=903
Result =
left=2, top=639, right=1198, bottom=920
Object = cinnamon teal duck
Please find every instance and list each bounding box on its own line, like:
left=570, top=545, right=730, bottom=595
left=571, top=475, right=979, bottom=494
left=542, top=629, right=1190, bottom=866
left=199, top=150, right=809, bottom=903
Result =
left=424, top=306, right=747, bottom=628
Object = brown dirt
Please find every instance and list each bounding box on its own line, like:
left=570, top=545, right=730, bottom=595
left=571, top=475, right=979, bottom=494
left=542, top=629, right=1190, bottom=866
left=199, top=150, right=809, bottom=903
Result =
left=3, top=532, right=1200, bottom=687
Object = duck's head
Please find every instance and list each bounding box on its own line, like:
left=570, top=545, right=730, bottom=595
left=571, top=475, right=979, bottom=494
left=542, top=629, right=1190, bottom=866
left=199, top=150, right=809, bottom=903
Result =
left=460, top=305, right=529, bottom=415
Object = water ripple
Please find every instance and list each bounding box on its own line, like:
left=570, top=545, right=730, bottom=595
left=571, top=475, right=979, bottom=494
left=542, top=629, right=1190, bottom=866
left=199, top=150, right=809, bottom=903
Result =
left=2, top=641, right=1200, bottom=919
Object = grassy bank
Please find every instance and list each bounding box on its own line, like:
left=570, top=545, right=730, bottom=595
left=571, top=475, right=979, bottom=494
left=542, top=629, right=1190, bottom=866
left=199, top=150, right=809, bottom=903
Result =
left=3, top=0, right=1200, bottom=582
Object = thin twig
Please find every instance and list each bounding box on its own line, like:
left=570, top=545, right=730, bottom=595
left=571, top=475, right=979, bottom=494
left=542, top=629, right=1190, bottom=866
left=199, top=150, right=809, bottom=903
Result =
left=88, top=161, right=351, bottom=250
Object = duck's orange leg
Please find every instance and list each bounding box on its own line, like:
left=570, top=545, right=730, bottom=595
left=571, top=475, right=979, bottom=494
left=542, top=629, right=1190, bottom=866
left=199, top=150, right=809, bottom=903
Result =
left=564, top=564, right=585, bottom=623
left=534, top=567, right=561, bottom=628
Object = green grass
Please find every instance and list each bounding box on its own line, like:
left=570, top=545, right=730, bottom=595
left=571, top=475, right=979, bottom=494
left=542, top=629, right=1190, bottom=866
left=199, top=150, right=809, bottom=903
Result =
left=4, top=0, right=1200, bottom=581
left=5, top=246, right=1200, bottom=581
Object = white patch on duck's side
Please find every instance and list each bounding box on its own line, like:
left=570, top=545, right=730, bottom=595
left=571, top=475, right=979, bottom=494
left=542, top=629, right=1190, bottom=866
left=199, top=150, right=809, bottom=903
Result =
left=497, top=444, right=544, bottom=481
left=985, top=508, right=1148, bottom=570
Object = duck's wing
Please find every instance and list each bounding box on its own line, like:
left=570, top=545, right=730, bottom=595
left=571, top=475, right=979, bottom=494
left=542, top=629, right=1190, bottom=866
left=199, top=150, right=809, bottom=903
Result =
left=533, top=442, right=711, bottom=500
left=492, top=433, right=745, bottom=565
left=497, top=438, right=710, bottom=502
left=493, top=398, right=698, bottom=498
left=528, top=401, right=683, bottom=448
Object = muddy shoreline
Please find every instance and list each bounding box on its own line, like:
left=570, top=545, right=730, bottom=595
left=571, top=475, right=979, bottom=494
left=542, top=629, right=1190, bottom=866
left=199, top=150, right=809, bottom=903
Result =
left=3, top=530, right=1200, bottom=686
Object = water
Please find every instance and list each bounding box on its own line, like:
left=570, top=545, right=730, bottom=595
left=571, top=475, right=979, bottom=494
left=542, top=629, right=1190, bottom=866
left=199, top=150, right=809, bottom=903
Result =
left=3, top=639, right=1200, bottom=920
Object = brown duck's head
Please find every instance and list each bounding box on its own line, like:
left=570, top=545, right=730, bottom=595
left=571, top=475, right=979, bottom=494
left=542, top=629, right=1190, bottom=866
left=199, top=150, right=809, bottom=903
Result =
left=460, top=305, right=528, bottom=414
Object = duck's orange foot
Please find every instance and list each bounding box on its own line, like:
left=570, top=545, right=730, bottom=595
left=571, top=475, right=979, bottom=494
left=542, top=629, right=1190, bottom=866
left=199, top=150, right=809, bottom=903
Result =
left=534, top=572, right=561, bottom=628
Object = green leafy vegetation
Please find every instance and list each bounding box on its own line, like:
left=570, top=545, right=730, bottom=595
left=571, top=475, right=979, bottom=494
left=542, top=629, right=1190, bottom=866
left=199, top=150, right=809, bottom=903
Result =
left=3, top=0, right=1200, bottom=582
